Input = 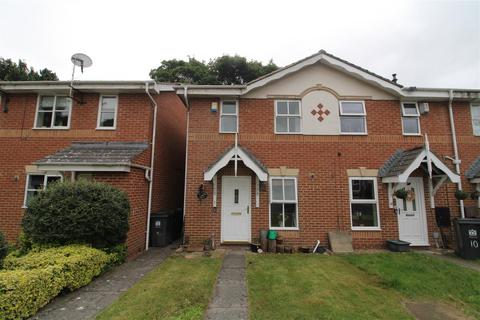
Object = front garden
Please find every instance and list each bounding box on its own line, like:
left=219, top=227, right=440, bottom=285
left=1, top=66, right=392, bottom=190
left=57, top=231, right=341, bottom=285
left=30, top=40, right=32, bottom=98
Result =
left=0, top=180, right=130, bottom=320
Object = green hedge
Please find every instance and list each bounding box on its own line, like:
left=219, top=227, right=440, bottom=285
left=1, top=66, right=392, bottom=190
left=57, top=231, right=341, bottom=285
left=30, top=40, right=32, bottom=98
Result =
left=0, top=245, right=113, bottom=319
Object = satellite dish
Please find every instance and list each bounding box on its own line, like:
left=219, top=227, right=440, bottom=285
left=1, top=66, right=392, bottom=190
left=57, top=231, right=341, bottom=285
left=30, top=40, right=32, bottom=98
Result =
left=71, top=53, right=92, bottom=73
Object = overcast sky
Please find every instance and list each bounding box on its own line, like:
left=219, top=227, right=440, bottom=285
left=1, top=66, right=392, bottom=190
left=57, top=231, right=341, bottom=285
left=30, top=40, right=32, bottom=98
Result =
left=1, top=0, right=479, bottom=88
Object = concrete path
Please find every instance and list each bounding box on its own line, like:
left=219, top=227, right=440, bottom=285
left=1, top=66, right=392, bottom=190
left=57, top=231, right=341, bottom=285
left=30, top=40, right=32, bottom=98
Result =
left=31, top=245, right=175, bottom=320
left=205, top=248, right=249, bottom=320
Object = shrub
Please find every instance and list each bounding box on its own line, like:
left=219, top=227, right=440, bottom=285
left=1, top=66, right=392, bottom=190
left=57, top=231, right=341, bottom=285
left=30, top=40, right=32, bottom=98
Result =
left=22, top=180, right=130, bottom=248
left=0, top=232, right=7, bottom=268
left=102, top=244, right=128, bottom=267
left=0, top=267, right=64, bottom=320
left=3, top=245, right=112, bottom=290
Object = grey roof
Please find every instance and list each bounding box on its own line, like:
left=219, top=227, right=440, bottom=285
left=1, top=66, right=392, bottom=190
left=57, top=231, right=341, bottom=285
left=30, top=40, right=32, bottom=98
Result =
left=35, top=142, right=148, bottom=166
left=206, top=145, right=267, bottom=174
left=466, top=157, right=480, bottom=179
left=379, top=147, right=424, bottom=177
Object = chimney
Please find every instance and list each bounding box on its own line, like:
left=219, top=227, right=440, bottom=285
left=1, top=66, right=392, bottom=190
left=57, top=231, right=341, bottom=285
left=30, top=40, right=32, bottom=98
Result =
left=392, top=73, right=398, bottom=84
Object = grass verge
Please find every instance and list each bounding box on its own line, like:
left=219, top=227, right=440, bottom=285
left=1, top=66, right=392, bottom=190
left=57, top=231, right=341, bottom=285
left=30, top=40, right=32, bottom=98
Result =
left=96, top=254, right=222, bottom=320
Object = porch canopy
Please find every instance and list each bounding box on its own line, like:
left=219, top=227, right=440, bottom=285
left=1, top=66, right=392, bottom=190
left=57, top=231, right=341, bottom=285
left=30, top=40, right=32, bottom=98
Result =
left=466, top=156, right=480, bottom=184
left=379, top=145, right=460, bottom=208
left=35, top=142, right=148, bottom=172
left=204, top=145, right=268, bottom=181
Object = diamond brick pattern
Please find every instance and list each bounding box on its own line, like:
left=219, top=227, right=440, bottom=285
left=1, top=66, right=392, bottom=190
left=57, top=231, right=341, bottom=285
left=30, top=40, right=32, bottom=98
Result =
left=311, top=104, right=330, bottom=122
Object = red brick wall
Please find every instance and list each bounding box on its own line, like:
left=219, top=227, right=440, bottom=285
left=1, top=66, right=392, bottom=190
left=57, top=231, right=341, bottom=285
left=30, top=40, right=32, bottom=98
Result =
left=0, top=91, right=186, bottom=257
left=184, top=97, right=479, bottom=249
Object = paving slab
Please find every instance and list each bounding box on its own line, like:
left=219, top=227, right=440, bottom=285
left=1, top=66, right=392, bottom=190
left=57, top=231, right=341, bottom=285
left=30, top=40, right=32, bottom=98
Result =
left=30, top=245, right=175, bottom=320
left=205, top=249, right=248, bottom=320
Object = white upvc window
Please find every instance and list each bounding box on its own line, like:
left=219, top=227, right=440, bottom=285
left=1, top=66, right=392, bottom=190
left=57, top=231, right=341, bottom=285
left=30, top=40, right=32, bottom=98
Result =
left=339, top=101, right=367, bottom=134
left=23, top=174, right=62, bottom=207
left=269, top=176, right=298, bottom=230
left=97, top=95, right=118, bottom=129
left=275, top=100, right=301, bottom=134
left=401, top=102, right=421, bottom=135
left=220, top=100, right=238, bottom=133
left=34, top=95, right=72, bottom=129
left=349, top=177, right=380, bottom=230
left=471, top=103, right=480, bottom=136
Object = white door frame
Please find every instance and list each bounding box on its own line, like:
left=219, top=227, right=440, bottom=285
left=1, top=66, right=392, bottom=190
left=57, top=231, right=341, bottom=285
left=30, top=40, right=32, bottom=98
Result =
left=396, top=177, right=430, bottom=246
left=221, top=176, right=252, bottom=243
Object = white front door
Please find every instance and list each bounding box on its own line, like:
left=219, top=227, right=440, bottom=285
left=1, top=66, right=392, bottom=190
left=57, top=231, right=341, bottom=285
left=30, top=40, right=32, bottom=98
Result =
left=396, top=177, right=429, bottom=246
left=221, top=176, right=251, bottom=242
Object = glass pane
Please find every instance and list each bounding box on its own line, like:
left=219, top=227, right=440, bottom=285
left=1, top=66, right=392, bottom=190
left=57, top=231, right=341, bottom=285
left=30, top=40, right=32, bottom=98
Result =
left=288, top=117, right=301, bottom=133
left=402, top=117, right=419, bottom=134
left=100, top=112, right=115, bottom=127
left=39, top=96, right=54, bottom=111
left=411, top=188, right=416, bottom=211
left=222, top=102, right=237, bottom=114
left=26, top=190, right=39, bottom=205
left=341, top=101, right=364, bottom=114
left=221, top=115, right=237, bottom=132
left=36, top=111, right=52, bottom=127
left=288, top=101, right=300, bottom=115
left=352, top=180, right=375, bottom=200
left=351, top=203, right=378, bottom=227
left=402, top=103, right=418, bottom=115
left=101, top=97, right=117, bottom=112
left=234, top=189, right=239, bottom=204
left=28, top=175, right=45, bottom=190
left=473, top=119, right=480, bottom=136
left=277, top=101, right=288, bottom=114
left=271, top=179, right=284, bottom=201
left=54, top=111, right=69, bottom=127
left=284, top=179, right=296, bottom=201
left=270, top=203, right=283, bottom=227
left=276, top=117, right=288, bottom=132
left=284, top=203, right=297, bottom=227
left=46, top=176, right=60, bottom=188
left=55, top=97, right=70, bottom=110
left=341, top=116, right=365, bottom=133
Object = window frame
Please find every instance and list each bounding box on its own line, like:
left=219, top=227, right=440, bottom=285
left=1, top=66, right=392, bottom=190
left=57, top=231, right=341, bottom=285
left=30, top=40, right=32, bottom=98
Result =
left=274, top=100, right=302, bottom=134
left=269, top=176, right=299, bottom=230
left=348, top=177, right=381, bottom=231
left=96, top=95, right=119, bottom=130
left=401, top=102, right=421, bottom=136
left=33, top=95, right=72, bottom=130
left=23, top=173, right=63, bottom=208
left=339, top=100, right=367, bottom=135
left=219, top=100, right=239, bottom=133
left=471, top=103, right=480, bottom=136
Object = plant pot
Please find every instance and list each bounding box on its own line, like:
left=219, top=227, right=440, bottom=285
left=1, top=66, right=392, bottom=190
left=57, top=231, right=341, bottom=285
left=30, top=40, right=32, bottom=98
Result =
left=395, top=189, right=408, bottom=199
left=455, top=190, right=469, bottom=201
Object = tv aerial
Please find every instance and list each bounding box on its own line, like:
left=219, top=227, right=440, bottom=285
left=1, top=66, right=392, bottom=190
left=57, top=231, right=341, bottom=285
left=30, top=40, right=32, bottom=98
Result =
left=69, top=53, right=93, bottom=103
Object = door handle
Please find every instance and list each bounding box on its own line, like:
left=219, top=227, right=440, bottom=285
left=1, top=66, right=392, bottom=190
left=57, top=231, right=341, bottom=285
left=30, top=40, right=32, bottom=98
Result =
left=247, top=205, right=250, bottom=214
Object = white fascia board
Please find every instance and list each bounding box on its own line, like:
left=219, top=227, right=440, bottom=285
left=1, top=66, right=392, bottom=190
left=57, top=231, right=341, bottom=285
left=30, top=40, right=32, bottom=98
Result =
left=0, top=81, right=155, bottom=93
left=237, top=148, right=268, bottom=182
left=204, top=149, right=236, bottom=181
left=176, top=87, right=243, bottom=97
left=381, top=176, right=400, bottom=183
left=35, top=164, right=131, bottom=172
left=429, top=152, right=460, bottom=183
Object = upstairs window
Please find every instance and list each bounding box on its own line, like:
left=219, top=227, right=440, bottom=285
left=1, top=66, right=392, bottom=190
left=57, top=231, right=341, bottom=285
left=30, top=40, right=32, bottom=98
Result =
left=35, top=96, right=71, bottom=129
left=23, top=174, right=62, bottom=207
left=349, top=177, right=380, bottom=230
left=97, top=96, right=118, bottom=129
left=339, top=101, right=366, bottom=134
left=275, top=100, right=301, bottom=134
left=471, top=104, right=480, bottom=136
left=270, top=177, right=298, bottom=229
left=401, top=102, right=420, bottom=135
left=220, top=101, right=238, bottom=133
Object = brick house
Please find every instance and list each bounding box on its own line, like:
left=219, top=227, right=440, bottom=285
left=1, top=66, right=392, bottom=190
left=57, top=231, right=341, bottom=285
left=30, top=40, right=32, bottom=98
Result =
left=177, top=50, right=480, bottom=249
left=0, top=81, right=186, bottom=258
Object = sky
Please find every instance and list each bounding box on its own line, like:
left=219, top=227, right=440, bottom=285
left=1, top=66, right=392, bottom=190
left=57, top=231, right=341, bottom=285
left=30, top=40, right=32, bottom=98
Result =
left=1, top=0, right=479, bottom=88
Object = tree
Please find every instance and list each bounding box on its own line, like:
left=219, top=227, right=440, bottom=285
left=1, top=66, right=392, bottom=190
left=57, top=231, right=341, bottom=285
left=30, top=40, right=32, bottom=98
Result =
left=149, top=55, right=278, bottom=85
left=0, top=58, right=58, bottom=81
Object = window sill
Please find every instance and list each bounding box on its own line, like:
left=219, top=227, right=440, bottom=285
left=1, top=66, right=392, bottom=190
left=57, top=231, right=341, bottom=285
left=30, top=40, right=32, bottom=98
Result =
left=32, top=127, right=70, bottom=130
left=340, top=132, right=368, bottom=135
left=269, top=227, right=299, bottom=231
left=219, top=131, right=238, bottom=134
left=274, top=132, right=302, bottom=135
left=96, top=127, right=116, bottom=131
left=351, top=227, right=381, bottom=231
left=402, top=133, right=422, bottom=136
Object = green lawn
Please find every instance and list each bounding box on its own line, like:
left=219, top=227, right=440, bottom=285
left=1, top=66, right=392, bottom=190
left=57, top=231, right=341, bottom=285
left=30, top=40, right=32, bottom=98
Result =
left=247, top=252, right=480, bottom=320
left=96, top=254, right=222, bottom=320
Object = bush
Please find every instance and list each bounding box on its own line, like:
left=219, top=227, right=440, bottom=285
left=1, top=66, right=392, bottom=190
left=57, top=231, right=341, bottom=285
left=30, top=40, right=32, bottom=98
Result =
left=102, top=244, right=127, bottom=267
left=0, top=232, right=7, bottom=268
left=22, top=180, right=130, bottom=248
left=3, top=245, right=112, bottom=290
left=0, top=245, right=114, bottom=319
left=0, top=267, right=64, bottom=320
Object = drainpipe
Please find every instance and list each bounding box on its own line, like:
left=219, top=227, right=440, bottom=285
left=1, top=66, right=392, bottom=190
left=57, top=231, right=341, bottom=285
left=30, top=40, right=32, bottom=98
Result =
left=448, top=89, right=465, bottom=218
left=182, top=85, right=190, bottom=244
left=144, top=82, right=158, bottom=250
